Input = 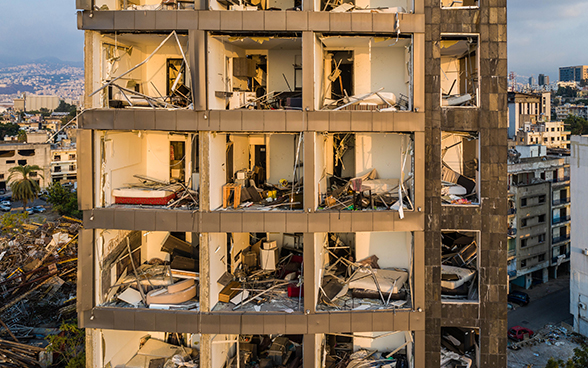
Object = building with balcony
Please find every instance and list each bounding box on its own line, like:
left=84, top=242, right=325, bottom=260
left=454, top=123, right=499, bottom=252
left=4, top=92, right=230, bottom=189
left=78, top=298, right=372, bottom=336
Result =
left=74, top=0, right=508, bottom=367
left=515, top=121, right=571, bottom=150
left=0, top=142, right=51, bottom=191
left=508, top=91, right=551, bottom=139
left=51, top=144, right=77, bottom=185
left=508, top=145, right=570, bottom=289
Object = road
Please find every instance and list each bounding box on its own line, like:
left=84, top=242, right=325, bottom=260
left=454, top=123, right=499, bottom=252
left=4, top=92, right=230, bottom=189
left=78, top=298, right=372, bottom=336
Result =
left=508, top=288, right=573, bottom=332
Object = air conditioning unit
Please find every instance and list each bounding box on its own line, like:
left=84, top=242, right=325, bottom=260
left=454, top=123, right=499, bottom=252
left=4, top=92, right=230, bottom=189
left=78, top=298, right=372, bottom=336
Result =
left=579, top=302, right=587, bottom=310
left=583, top=248, right=588, bottom=256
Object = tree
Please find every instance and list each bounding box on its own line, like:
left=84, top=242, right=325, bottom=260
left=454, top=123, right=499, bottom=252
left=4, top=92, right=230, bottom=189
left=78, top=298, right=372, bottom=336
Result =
left=17, top=129, right=26, bottom=142
left=8, top=165, right=43, bottom=209
left=46, top=321, right=85, bottom=368
left=46, top=182, right=81, bottom=218
left=0, top=122, right=21, bottom=139
left=564, top=115, right=588, bottom=135
left=545, top=344, right=588, bottom=368
left=55, top=100, right=78, bottom=120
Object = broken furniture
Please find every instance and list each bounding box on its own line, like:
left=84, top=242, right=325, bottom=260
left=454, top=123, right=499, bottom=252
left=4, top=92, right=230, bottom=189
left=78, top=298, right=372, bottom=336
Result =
left=112, top=175, right=198, bottom=210
left=441, top=132, right=478, bottom=205
left=116, top=336, right=199, bottom=368
left=223, top=183, right=242, bottom=209
left=440, top=36, right=478, bottom=107
left=441, top=232, right=478, bottom=301
left=228, top=335, right=302, bottom=368
left=441, top=327, right=478, bottom=368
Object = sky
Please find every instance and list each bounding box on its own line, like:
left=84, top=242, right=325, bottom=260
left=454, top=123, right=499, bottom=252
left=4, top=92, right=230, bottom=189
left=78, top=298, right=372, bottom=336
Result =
left=0, top=1, right=83, bottom=65
left=0, top=0, right=587, bottom=79
left=508, top=0, right=588, bottom=82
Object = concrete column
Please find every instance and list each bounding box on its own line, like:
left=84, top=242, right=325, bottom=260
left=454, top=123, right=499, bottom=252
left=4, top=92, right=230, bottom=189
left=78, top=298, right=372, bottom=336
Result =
left=303, top=233, right=316, bottom=313
left=302, top=32, right=315, bottom=111
left=543, top=267, right=549, bottom=283
left=199, top=132, right=210, bottom=212
left=303, top=132, right=316, bottom=213
left=200, top=334, right=213, bottom=368
left=200, top=233, right=210, bottom=313
left=189, top=30, right=207, bottom=111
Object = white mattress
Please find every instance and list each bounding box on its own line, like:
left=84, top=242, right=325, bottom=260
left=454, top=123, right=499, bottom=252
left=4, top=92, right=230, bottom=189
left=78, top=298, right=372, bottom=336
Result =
left=349, top=268, right=408, bottom=294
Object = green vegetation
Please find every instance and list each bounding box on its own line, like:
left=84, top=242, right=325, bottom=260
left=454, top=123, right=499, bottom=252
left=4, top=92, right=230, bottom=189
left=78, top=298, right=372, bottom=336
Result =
left=0, top=122, right=21, bottom=138
left=55, top=100, right=78, bottom=123
left=8, top=164, right=43, bottom=209
left=564, top=115, right=588, bottom=135
left=557, top=86, right=578, bottom=98
left=545, top=344, right=588, bottom=367
left=46, top=321, right=85, bottom=368
left=1, top=212, right=28, bottom=235
left=46, top=182, right=81, bottom=219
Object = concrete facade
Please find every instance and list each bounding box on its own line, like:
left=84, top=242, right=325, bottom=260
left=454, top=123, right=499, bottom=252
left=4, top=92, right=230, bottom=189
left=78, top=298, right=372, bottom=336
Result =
left=74, top=0, right=507, bottom=367
left=0, top=142, right=51, bottom=191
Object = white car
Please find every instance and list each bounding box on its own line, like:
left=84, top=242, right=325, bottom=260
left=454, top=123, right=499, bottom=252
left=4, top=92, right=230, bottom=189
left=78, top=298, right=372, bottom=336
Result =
left=1, top=201, right=10, bottom=207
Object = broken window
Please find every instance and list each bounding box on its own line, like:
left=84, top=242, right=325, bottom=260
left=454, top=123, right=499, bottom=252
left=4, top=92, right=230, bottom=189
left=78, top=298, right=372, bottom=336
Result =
left=321, top=331, right=414, bottom=367
left=209, top=133, right=303, bottom=211
left=100, top=330, right=200, bottom=368
left=318, top=232, right=413, bottom=311
left=94, top=0, right=196, bottom=10
left=212, top=334, right=303, bottom=368
left=440, top=35, right=479, bottom=107
left=211, top=0, right=301, bottom=11
left=210, top=232, right=304, bottom=312
left=441, top=0, right=478, bottom=8
left=441, top=131, right=479, bottom=205
left=318, top=133, right=414, bottom=212
left=18, top=149, right=35, bottom=157
left=93, top=32, right=192, bottom=109
left=441, top=327, right=479, bottom=368
left=17, top=160, right=27, bottom=166
left=95, top=131, right=198, bottom=209
left=96, top=230, right=199, bottom=311
left=441, top=231, right=479, bottom=303
left=209, top=34, right=302, bottom=110
left=320, top=0, right=412, bottom=12
left=318, top=35, right=412, bottom=111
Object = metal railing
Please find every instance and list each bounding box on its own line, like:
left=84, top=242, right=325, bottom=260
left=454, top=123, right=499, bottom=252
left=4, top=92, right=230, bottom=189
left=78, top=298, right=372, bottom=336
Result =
left=552, top=234, right=570, bottom=244
left=552, top=215, right=571, bottom=225
left=552, top=197, right=570, bottom=206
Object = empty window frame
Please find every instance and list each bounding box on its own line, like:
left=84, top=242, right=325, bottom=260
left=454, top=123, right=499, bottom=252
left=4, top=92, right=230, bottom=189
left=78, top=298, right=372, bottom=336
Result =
left=320, top=0, right=412, bottom=12
left=210, top=0, right=301, bottom=11
left=96, top=33, right=192, bottom=109
left=441, top=131, right=479, bottom=205
left=209, top=133, right=303, bottom=211
left=441, top=0, right=478, bottom=8
left=317, top=133, right=414, bottom=211
left=96, top=230, right=199, bottom=311
left=440, top=35, right=479, bottom=107
left=317, top=232, right=413, bottom=311
left=321, top=331, right=414, bottom=367
left=441, top=231, right=479, bottom=303
left=318, top=35, right=412, bottom=111
left=212, top=334, right=303, bottom=368
left=208, top=34, right=302, bottom=110
left=95, top=131, right=198, bottom=209
left=94, top=0, right=196, bottom=10
left=210, top=232, right=304, bottom=312
left=441, top=327, right=479, bottom=368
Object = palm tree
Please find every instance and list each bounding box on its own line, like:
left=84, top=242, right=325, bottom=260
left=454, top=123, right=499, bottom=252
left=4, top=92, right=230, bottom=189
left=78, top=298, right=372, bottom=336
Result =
left=8, top=165, right=44, bottom=210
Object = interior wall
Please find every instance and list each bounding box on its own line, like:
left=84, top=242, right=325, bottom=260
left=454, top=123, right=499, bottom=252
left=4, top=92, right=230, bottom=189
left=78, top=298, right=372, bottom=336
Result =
left=208, top=38, right=244, bottom=109
left=317, top=133, right=328, bottom=197
left=143, top=38, right=189, bottom=97
left=145, top=132, right=172, bottom=182
left=314, top=36, right=324, bottom=109
left=355, top=133, right=404, bottom=178
left=143, top=231, right=172, bottom=263
left=440, top=56, right=460, bottom=95
left=231, top=134, right=250, bottom=174
left=354, top=44, right=408, bottom=98
left=97, top=131, right=145, bottom=206
left=355, top=232, right=411, bottom=269
left=353, top=331, right=407, bottom=354
left=102, top=330, right=166, bottom=367
left=211, top=334, right=237, bottom=368
left=315, top=232, right=328, bottom=306
left=354, top=0, right=410, bottom=10
left=231, top=233, right=250, bottom=273
left=268, top=134, right=295, bottom=183
left=267, top=49, right=301, bottom=94
left=441, top=133, right=464, bottom=174
left=209, top=233, right=228, bottom=307
left=209, top=133, right=227, bottom=210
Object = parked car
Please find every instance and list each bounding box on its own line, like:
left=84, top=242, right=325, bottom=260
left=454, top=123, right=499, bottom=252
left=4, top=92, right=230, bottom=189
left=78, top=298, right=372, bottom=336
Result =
left=508, top=326, right=534, bottom=341
left=24, top=208, right=34, bottom=215
left=32, top=206, right=46, bottom=213
left=0, top=205, right=10, bottom=212
left=1, top=200, right=10, bottom=207
left=508, top=291, right=530, bottom=306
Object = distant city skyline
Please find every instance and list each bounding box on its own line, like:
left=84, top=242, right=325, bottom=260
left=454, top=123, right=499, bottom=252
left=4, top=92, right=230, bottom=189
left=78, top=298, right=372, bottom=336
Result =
left=0, top=1, right=83, bottom=65
left=508, top=0, right=588, bottom=83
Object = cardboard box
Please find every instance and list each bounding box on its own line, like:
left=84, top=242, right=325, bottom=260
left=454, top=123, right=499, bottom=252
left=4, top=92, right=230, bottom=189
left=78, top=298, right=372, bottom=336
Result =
left=260, top=241, right=278, bottom=270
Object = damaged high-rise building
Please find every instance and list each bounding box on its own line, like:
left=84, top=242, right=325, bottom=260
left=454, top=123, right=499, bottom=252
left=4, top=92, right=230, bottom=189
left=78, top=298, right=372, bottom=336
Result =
left=74, top=0, right=507, bottom=367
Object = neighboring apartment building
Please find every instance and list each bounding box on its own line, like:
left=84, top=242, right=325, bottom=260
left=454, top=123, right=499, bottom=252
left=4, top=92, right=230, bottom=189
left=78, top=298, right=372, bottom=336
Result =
left=555, top=103, right=588, bottom=121
left=508, top=91, right=551, bottom=139
left=51, top=144, right=77, bottom=185
left=508, top=145, right=570, bottom=289
left=515, top=121, right=571, bottom=149
left=0, top=142, right=50, bottom=191
left=75, top=1, right=507, bottom=367
left=560, top=65, right=588, bottom=83
left=571, top=135, right=588, bottom=336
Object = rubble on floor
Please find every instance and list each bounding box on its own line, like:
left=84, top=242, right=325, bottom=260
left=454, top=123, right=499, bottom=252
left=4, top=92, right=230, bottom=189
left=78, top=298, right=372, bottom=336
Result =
left=218, top=169, right=303, bottom=212
left=103, top=234, right=200, bottom=311
left=113, top=174, right=199, bottom=210
left=213, top=235, right=304, bottom=312
left=115, top=334, right=199, bottom=368
left=323, top=332, right=411, bottom=368
left=318, top=234, right=411, bottom=311
left=319, top=168, right=413, bottom=212
left=441, top=327, right=478, bottom=368
left=441, top=232, right=478, bottom=301
left=0, top=215, right=82, bottom=367
left=230, top=334, right=302, bottom=368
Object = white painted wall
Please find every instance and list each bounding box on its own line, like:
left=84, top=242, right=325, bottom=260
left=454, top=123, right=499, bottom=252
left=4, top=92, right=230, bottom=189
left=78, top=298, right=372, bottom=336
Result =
left=209, top=133, right=227, bottom=210
left=355, top=232, right=412, bottom=269
left=267, top=49, right=300, bottom=94
left=441, top=133, right=463, bottom=174
left=355, top=0, right=411, bottom=10
left=314, top=36, right=324, bottom=110
left=355, top=133, right=405, bottom=179
left=211, top=335, right=237, bottom=368
left=440, top=56, right=460, bottom=95
left=317, top=133, right=329, bottom=198
left=231, top=233, right=250, bottom=273
left=143, top=231, right=172, bottom=263
left=268, top=134, right=296, bottom=183
left=231, top=134, right=250, bottom=173
left=208, top=37, right=244, bottom=109
left=102, top=330, right=166, bottom=367
left=354, top=44, right=408, bottom=98
left=145, top=133, right=171, bottom=182
left=209, top=233, right=228, bottom=307
left=315, top=232, right=328, bottom=306
left=571, top=136, right=588, bottom=335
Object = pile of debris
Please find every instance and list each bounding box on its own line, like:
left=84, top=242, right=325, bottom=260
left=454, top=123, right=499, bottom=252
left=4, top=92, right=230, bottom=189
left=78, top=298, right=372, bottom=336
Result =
left=114, top=334, right=199, bottom=368
left=319, top=168, right=413, bottom=213
left=214, top=235, right=304, bottom=312
left=219, top=168, right=303, bottom=212
left=0, top=215, right=82, bottom=367
left=113, top=174, right=199, bottom=210
left=323, top=332, right=412, bottom=368
left=102, top=233, right=200, bottom=311
left=230, top=334, right=302, bottom=368
left=441, top=232, right=478, bottom=301
left=318, top=234, right=411, bottom=311
left=441, top=327, right=478, bottom=368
